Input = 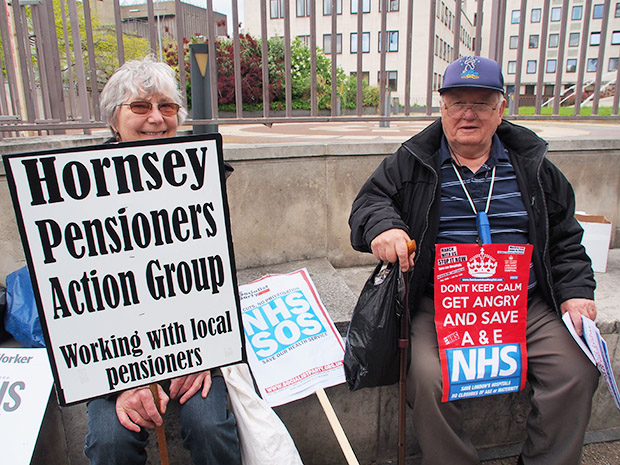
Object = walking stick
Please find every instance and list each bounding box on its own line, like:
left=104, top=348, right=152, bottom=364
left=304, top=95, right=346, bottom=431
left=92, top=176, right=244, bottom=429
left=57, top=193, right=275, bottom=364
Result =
left=398, top=240, right=416, bottom=465
left=149, top=383, right=170, bottom=465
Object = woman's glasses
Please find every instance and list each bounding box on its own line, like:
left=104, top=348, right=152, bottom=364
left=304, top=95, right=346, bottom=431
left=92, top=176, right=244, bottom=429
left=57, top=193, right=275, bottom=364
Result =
left=120, top=101, right=180, bottom=116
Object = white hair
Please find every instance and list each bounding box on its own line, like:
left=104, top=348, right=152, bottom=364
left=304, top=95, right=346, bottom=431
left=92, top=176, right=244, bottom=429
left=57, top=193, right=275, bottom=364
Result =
left=100, top=56, right=187, bottom=134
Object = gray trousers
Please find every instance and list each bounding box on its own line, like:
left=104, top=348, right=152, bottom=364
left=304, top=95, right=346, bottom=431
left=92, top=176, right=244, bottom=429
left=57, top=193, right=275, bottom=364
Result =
left=406, top=293, right=600, bottom=465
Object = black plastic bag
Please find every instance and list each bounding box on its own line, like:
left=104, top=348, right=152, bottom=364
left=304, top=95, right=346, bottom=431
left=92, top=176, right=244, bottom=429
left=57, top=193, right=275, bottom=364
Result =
left=344, top=261, right=405, bottom=391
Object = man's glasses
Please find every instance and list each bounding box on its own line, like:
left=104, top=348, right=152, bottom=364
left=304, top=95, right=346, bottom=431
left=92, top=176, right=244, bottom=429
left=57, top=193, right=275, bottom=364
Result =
left=120, top=101, right=180, bottom=116
left=443, top=102, right=499, bottom=119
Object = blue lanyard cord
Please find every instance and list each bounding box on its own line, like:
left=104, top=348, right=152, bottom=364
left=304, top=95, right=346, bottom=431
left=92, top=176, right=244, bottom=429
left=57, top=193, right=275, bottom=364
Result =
left=451, top=163, right=496, bottom=245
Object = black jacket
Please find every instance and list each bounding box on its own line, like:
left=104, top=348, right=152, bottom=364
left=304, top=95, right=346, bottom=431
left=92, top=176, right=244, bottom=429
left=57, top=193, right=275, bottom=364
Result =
left=349, top=119, right=595, bottom=315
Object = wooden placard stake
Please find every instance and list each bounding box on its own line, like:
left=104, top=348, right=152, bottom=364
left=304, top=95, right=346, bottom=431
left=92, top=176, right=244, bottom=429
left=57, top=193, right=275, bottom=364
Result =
left=315, top=388, right=360, bottom=465
left=149, top=384, right=170, bottom=465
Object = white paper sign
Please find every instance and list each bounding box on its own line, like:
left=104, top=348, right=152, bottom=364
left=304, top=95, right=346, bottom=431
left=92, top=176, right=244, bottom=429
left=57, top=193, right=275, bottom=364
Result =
left=3, top=134, right=244, bottom=405
left=240, top=269, right=345, bottom=406
left=563, top=313, right=620, bottom=410
left=0, top=348, right=53, bottom=465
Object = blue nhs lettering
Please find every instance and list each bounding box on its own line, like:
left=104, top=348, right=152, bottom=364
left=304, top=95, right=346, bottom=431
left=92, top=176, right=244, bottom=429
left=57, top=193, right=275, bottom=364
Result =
left=447, top=344, right=521, bottom=383
left=243, top=291, right=325, bottom=360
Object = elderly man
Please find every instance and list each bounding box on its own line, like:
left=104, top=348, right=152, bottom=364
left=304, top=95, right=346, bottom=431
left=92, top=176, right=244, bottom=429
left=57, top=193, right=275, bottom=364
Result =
left=349, top=56, right=599, bottom=465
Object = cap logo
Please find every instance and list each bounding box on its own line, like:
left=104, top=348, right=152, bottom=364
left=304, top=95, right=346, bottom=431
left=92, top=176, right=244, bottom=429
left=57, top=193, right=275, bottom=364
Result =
left=460, top=56, right=480, bottom=80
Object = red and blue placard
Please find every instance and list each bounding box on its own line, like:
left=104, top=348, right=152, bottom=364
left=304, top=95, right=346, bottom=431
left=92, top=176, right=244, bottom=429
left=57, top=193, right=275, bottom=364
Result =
left=434, top=244, right=533, bottom=402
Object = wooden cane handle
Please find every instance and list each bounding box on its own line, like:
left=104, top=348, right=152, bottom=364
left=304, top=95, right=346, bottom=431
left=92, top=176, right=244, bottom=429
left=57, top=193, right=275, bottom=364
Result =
left=407, top=240, right=417, bottom=256
left=148, top=384, right=170, bottom=465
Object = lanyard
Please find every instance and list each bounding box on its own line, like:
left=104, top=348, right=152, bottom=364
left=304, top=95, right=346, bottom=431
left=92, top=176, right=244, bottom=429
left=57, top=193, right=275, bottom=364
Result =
left=451, top=163, right=496, bottom=244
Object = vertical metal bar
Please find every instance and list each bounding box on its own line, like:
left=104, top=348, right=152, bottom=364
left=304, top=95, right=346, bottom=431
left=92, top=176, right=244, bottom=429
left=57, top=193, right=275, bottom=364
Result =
left=453, top=0, right=461, bottom=60
left=260, top=0, right=270, bottom=117
left=534, top=0, right=550, bottom=114
left=330, top=0, right=337, bottom=116
left=613, top=54, right=620, bottom=115
left=489, top=0, right=507, bottom=64
left=592, top=0, right=610, bottom=115
left=82, top=0, right=100, bottom=120
left=511, top=0, right=528, bottom=116
left=11, top=1, right=36, bottom=123
left=574, top=0, right=593, bottom=115
left=404, top=0, right=413, bottom=115
left=474, top=0, right=483, bottom=56
left=147, top=0, right=158, bottom=58
left=283, top=0, right=292, bottom=117
left=379, top=0, right=387, bottom=116
left=426, top=0, right=436, bottom=115
left=68, top=0, right=92, bottom=125
left=232, top=0, right=243, bottom=118
left=206, top=0, right=219, bottom=120
left=0, top=0, right=20, bottom=115
left=60, top=0, right=77, bottom=119
left=31, top=6, right=49, bottom=122
left=356, top=0, right=363, bottom=116
left=175, top=0, right=187, bottom=106
left=113, top=0, right=125, bottom=65
left=552, top=0, right=569, bottom=115
left=310, top=0, right=318, bottom=116
left=43, top=0, right=67, bottom=128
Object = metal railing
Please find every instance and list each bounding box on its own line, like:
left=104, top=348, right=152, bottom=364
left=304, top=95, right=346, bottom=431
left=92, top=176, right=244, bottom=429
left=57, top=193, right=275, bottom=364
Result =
left=1, top=0, right=619, bottom=137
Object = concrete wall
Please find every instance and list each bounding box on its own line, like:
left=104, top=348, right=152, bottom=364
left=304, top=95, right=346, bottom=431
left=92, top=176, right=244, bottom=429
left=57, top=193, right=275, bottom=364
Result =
left=2, top=136, right=619, bottom=282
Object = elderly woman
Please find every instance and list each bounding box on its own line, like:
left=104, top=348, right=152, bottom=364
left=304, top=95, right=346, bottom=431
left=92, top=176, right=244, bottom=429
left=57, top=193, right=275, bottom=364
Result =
left=84, top=57, right=241, bottom=465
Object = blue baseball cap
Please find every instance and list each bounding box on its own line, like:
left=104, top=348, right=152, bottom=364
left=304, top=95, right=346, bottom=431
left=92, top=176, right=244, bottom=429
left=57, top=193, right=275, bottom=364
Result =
left=439, top=56, right=505, bottom=94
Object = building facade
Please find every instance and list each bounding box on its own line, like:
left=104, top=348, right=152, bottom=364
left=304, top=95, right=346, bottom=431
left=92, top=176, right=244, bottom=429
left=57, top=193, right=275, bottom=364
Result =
left=243, top=0, right=478, bottom=106
left=495, top=0, right=620, bottom=107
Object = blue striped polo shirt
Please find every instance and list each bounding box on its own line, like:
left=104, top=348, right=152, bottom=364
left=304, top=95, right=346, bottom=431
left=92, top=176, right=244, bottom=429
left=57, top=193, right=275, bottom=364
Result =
left=429, top=134, right=537, bottom=294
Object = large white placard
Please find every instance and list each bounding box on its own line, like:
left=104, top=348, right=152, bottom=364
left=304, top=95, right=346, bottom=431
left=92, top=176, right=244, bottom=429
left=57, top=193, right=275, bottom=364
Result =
left=0, top=348, right=54, bottom=465
left=239, top=269, right=345, bottom=406
left=3, top=134, right=244, bottom=405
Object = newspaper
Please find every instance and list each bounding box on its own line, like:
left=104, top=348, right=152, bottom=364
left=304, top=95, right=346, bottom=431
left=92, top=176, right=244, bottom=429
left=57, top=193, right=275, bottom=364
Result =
left=563, top=313, right=620, bottom=410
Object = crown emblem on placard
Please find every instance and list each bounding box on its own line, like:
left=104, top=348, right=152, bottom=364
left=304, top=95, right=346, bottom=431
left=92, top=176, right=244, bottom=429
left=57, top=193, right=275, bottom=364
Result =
left=467, top=248, right=498, bottom=277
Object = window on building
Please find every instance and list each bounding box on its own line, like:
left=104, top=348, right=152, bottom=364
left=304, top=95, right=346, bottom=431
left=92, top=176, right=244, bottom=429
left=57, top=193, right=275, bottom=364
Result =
left=527, top=60, right=537, bottom=74
left=297, top=35, right=310, bottom=46
left=531, top=8, right=541, bottom=22
left=378, top=31, right=399, bottom=52
left=323, top=0, right=342, bottom=15
left=297, top=0, right=310, bottom=16
left=616, top=3, right=620, bottom=17
left=379, top=0, right=399, bottom=12
left=593, top=4, right=604, bottom=19
left=587, top=58, right=598, bottom=72
left=612, top=31, right=620, bottom=44
left=549, top=34, right=559, bottom=47
left=270, top=0, right=284, bottom=18
left=566, top=58, right=577, bottom=72
left=544, top=84, right=555, bottom=96
left=511, top=10, right=520, bottom=23
left=350, top=32, right=370, bottom=52
left=508, top=61, right=516, bottom=74
left=510, top=35, right=519, bottom=49
left=551, top=7, right=562, bottom=21
left=529, top=34, right=539, bottom=48
left=591, top=32, right=601, bottom=45
left=378, top=70, right=398, bottom=90
left=569, top=32, right=580, bottom=47
left=350, top=71, right=370, bottom=83
left=323, top=33, right=342, bottom=54
left=524, top=85, right=535, bottom=95
left=609, top=57, right=619, bottom=71
left=546, top=59, right=557, bottom=73
left=351, top=0, right=370, bottom=14
left=572, top=5, right=583, bottom=20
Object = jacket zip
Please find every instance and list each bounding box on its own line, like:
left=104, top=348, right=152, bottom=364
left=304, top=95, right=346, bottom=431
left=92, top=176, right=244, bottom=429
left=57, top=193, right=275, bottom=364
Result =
left=402, top=144, right=438, bottom=266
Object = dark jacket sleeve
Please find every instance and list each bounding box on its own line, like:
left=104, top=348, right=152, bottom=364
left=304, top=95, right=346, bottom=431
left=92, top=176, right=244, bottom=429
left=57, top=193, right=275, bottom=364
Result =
left=541, top=159, right=596, bottom=303
left=349, top=148, right=411, bottom=253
